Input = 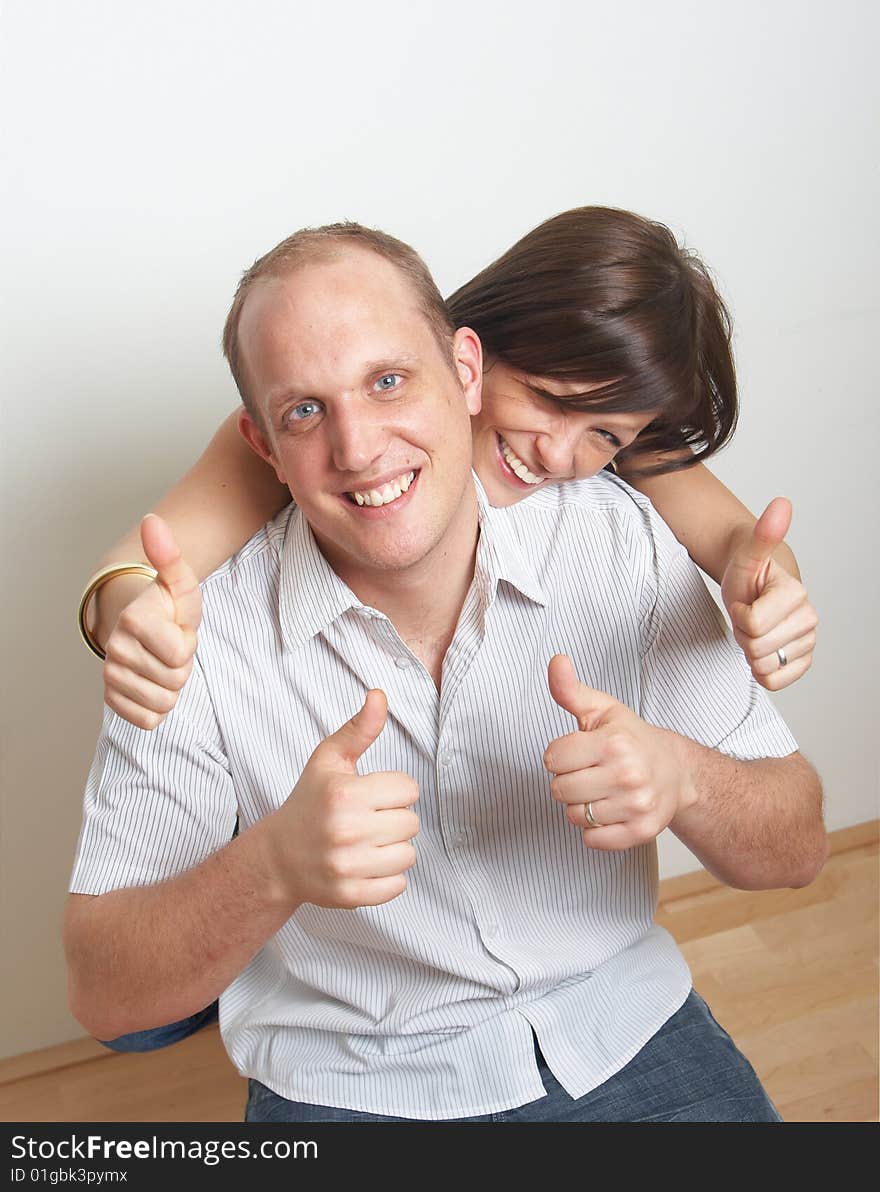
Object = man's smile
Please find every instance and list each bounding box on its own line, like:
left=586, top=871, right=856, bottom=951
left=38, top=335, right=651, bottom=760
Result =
left=343, top=468, right=420, bottom=513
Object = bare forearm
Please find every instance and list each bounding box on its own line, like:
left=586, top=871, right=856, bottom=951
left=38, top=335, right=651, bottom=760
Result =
left=624, top=462, right=801, bottom=583
left=64, top=818, right=298, bottom=1039
left=90, top=411, right=290, bottom=649
left=667, top=738, right=827, bottom=890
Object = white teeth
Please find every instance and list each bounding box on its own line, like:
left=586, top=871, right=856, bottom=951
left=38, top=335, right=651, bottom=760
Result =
left=500, top=438, right=543, bottom=485
left=350, top=471, right=415, bottom=507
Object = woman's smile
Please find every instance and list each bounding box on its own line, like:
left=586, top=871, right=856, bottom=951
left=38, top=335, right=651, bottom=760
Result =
left=495, top=433, right=547, bottom=488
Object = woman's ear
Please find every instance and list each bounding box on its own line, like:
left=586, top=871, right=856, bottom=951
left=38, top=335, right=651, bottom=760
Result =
left=452, top=327, right=482, bottom=417
left=238, top=409, right=287, bottom=485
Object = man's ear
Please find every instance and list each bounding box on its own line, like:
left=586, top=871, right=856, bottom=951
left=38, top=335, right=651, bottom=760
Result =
left=238, top=408, right=287, bottom=485
left=452, top=327, right=482, bottom=417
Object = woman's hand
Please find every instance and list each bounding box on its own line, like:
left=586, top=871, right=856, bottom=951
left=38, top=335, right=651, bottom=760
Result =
left=103, top=515, right=202, bottom=729
left=720, top=498, right=818, bottom=691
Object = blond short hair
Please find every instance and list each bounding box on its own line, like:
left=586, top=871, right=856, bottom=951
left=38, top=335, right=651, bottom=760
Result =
left=222, top=222, right=456, bottom=418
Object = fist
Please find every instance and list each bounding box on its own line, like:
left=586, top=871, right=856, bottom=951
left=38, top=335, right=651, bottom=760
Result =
left=271, top=690, right=420, bottom=909
left=543, top=655, right=693, bottom=850
left=721, top=499, right=818, bottom=691
left=103, top=515, right=202, bottom=730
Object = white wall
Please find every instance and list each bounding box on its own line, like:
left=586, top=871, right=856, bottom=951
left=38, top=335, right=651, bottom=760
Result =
left=2, top=0, right=877, bottom=1059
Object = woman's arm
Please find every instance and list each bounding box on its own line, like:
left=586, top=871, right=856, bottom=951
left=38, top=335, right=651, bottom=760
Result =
left=619, top=460, right=799, bottom=583
left=617, top=459, right=818, bottom=692
left=90, top=411, right=289, bottom=648
left=84, top=412, right=289, bottom=730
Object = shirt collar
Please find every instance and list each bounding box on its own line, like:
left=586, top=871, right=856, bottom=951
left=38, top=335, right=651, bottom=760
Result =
left=278, top=472, right=548, bottom=652
left=278, top=509, right=367, bottom=654
left=472, top=472, right=549, bottom=609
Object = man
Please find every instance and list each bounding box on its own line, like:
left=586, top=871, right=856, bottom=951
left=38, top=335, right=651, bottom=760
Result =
left=65, top=224, right=826, bottom=1122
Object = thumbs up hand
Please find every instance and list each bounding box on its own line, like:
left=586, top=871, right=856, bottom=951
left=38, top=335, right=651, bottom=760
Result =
left=103, top=515, right=203, bottom=730
left=720, top=499, right=818, bottom=691
left=543, top=655, right=695, bottom=851
left=270, top=690, right=420, bottom=909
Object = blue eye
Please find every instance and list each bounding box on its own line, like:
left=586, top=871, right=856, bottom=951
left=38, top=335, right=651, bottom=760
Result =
left=288, top=400, right=322, bottom=422
left=374, top=373, right=402, bottom=392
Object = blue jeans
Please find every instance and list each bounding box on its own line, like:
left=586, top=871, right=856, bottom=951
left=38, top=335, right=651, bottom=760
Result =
left=99, top=1002, right=219, bottom=1052
left=244, top=990, right=783, bottom=1123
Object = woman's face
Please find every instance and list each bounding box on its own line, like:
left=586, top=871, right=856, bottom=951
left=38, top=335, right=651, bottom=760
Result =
left=470, top=361, right=659, bottom=507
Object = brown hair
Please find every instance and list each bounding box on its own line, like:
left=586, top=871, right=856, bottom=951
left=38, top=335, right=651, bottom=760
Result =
left=222, top=222, right=456, bottom=419
left=446, top=206, right=737, bottom=475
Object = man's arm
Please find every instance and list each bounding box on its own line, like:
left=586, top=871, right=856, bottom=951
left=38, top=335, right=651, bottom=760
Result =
left=66, top=689, right=418, bottom=1040
left=543, top=487, right=826, bottom=891
left=64, top=823, right=296, bottom=1041
left=667, top=738, right=826, bottom=889
left=544, top=655, right=827, bottom=892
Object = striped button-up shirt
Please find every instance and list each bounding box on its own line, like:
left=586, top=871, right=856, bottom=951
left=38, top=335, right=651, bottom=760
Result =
left=71, top=472, right=797, bottom=1119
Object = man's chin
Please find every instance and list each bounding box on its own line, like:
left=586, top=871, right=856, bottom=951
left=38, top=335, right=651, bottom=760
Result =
left=352, top=539, right=436, bottom=574
left=313, top=526, right=439, bottom=581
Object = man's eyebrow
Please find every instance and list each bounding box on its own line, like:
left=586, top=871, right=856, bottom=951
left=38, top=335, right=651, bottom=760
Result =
left=362, top=354, right=422, bottom=374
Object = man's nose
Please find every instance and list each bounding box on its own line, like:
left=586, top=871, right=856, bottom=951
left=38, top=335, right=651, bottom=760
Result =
left=328, top=404, right=390, bottom=474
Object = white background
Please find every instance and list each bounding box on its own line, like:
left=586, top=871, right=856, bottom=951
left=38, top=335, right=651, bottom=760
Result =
left=1, top=0, right=877, bottom=1058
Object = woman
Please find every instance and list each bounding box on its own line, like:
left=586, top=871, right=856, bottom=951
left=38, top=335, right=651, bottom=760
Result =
left=83, top=206, right=817, bottom=733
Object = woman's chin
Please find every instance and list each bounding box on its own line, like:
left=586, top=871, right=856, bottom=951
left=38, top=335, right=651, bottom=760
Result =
left=476, top=470, right=539, bottom=508
left=491, top=490, right=526, bottom=508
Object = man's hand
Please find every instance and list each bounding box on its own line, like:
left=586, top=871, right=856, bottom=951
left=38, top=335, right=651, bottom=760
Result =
left=103, top=515, right=202, bottom=730
left=720, top=498, right=818, bottom=691
left=543, top=654, right=694, bottom=851
left=269, top=689, right=420, bottom=909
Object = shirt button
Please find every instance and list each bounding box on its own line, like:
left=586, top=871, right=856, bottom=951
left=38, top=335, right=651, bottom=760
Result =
left=484, top=924, right=499, bottom=939
left=452, top=830, right=468, bottom=848
left=395, top=655, right=413, bottom=669
left=439, top=751, right=454, bottom=767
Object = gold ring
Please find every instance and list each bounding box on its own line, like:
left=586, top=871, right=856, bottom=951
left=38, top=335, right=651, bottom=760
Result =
left=585, top=801, right=600, bottom=829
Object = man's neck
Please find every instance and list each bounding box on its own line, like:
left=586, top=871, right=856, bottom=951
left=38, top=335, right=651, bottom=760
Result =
left=322, top=485, right=480, bottom=688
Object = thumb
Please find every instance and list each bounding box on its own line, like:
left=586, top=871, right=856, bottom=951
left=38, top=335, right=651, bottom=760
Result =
left=140, top=514, right=203, bottom=631
left=316, top=689, right=388, bottom=773
left=547, top=654, right=617, bottom=731
left=735, top=498, right=792, bottom=592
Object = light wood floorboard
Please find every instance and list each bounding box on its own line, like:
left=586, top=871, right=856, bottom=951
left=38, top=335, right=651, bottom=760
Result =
left=3, top=822, right=876, bottom=1123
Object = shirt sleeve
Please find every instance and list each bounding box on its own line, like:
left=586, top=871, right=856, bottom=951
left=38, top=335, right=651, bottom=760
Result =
left=69, top=657, right=238, bottom=895
left=638, top=507, right=799, bottom=761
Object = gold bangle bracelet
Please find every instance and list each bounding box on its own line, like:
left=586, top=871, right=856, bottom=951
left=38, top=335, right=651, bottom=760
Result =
left=77, top=563, right=159, bottom=660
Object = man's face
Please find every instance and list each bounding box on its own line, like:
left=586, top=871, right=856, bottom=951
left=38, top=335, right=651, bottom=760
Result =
left=237, top=249, right=481, bottom=583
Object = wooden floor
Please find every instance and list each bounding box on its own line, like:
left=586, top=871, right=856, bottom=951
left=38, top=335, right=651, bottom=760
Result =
left=2, top=822, right=877, bottom=1123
